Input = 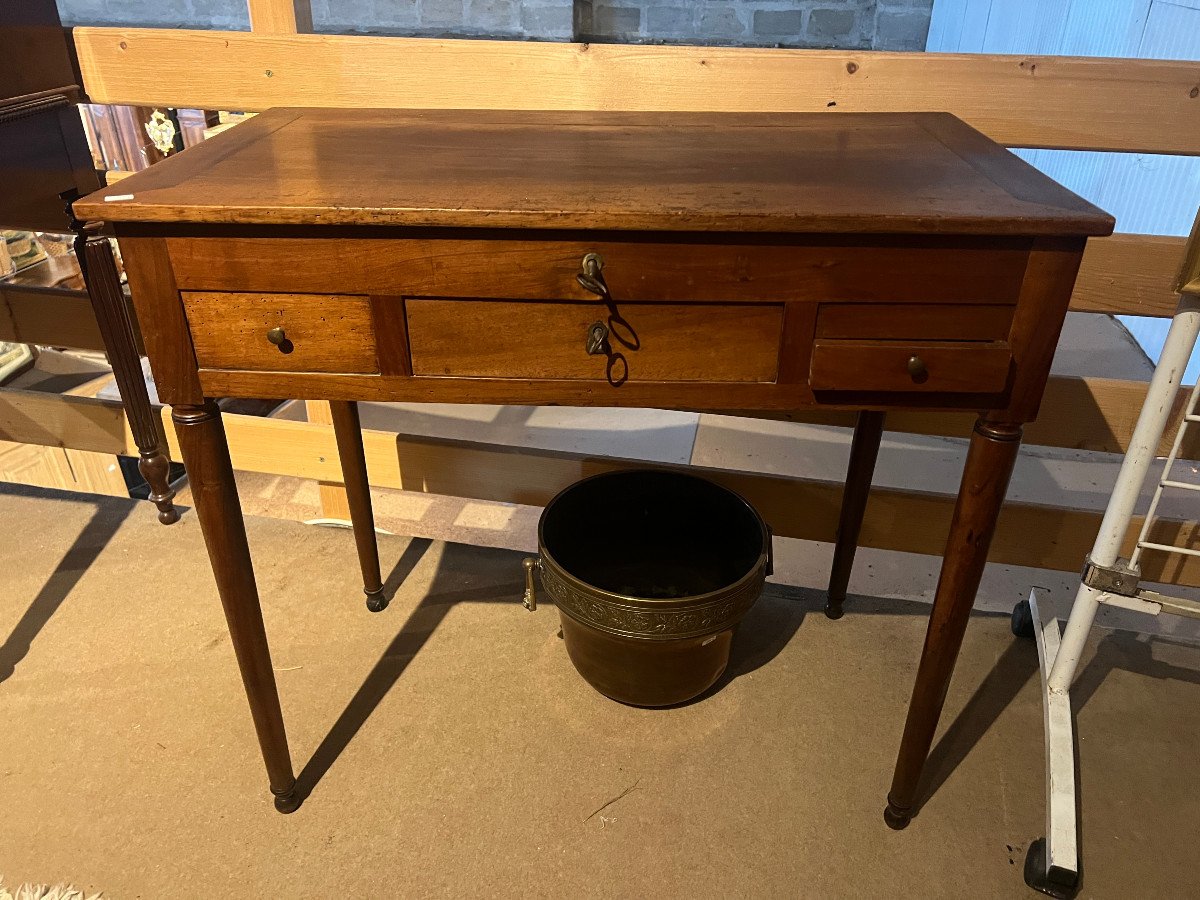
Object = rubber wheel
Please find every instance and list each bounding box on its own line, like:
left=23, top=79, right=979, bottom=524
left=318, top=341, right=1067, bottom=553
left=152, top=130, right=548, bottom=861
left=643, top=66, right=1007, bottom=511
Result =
left=1011, top=598, right=1036, bottom=640
left=1023, top=838, right=1079, bottom=899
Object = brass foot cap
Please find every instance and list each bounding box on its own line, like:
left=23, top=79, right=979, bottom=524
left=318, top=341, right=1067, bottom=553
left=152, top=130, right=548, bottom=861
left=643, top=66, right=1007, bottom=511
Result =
left=365, top=588, right=389, bottom=613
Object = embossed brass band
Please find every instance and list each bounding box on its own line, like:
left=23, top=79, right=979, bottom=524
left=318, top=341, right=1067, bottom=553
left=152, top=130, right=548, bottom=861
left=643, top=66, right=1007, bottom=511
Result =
left=538, top=559, right=765, bottom=641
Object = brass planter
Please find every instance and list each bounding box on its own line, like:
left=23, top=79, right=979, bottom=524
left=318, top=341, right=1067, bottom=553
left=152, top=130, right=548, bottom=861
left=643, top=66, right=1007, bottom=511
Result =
left=525, top=469, right=771, bottom=707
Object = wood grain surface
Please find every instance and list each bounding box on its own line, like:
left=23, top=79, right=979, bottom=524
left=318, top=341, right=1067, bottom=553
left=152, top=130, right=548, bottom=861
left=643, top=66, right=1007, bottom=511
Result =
left=72, top=28, right=1200, bottom=155
left=163, top=234, right=1032, bottom=304
left=78, top=109, right=1112, bottom=235
left=814, top=303, right=1015, bottom=341
left=118, top=235, right=204, bottom=406
left=406, top=298, right=783, bottom=382
left=163, top=231, right=1192, bottom=320
left=183, top=291, right=377, bottom=373
left=809, top=340, right=1012, bottom=394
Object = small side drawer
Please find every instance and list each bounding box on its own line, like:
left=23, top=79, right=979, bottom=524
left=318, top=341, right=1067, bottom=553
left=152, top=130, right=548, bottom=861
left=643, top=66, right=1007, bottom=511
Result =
left=406, top=299, right=783, bottom=382
left=810, top=340, right=1011, bottom=394
left=183, top=291, right=378, bottom=373
left=815, top=303, right=1015, bottom=341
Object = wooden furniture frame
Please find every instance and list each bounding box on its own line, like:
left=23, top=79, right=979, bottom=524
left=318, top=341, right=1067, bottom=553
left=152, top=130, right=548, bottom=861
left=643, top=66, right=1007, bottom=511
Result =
left=0, top=0, right=1195, bottom=825
left=76, top=107, right=1113, bottom=823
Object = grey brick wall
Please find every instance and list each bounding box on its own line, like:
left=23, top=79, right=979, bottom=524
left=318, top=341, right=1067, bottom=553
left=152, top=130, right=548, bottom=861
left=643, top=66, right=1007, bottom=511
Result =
left=56, top=0, right=931, bottom=48
left=577, top=0, right=931, bottom=49
left=58, top=0, right=251, bottom=29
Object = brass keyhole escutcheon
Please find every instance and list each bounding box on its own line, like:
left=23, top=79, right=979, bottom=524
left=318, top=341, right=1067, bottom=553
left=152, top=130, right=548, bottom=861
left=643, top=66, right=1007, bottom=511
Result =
left=906, top=354, right=928, bottom=382
left=266, top=326, right=293, bottom=354
left=586, top=321, right=610, bottom=356
left=577, top=252, right=609, bottom=299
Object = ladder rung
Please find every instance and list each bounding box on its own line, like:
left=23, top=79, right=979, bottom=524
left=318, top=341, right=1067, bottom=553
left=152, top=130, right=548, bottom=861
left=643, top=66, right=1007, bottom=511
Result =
left=1136, top=540, right=1200, bottom=558
left=1186, top=414, right=1200, bottom=423
left=1160, top=479, right=1200, bottom=492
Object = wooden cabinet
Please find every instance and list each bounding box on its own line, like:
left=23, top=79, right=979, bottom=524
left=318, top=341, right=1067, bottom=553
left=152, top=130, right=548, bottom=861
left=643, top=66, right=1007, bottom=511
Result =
left=77, top=108, right=1115, bottom=821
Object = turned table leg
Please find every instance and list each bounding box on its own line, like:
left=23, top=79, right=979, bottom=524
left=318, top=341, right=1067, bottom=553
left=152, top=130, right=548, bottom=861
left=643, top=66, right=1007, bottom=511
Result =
left=884, top=418, right=1022, bottom=829
left=826, top=410, right=885, bottom=619
left=328, top=400, right=386, bottom=612
left=77, top=229, right=179, bottom=524
left=173, top=401, right=299, bottom=812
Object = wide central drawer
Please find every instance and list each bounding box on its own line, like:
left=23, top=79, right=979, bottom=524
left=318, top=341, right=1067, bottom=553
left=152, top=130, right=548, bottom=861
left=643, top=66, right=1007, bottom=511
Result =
left=406, top=299, right=784, bottom=382
left=165, top=236, right=1031, bottom=305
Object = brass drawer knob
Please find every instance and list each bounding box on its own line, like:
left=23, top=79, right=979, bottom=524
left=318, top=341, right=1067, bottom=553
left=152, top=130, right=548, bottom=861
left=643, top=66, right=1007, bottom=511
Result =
left=907, top=354, right=928, bottom=382
left=586, top=321, right=610, bottom=356
left=266, top=326, right=292, bottom=353
left=577, top=252, right=609, bottom=299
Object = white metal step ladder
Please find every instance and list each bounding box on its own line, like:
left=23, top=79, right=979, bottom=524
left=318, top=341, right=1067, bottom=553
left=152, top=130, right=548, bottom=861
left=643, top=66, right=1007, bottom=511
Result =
left=1016, top=209, right=1200, bottom=899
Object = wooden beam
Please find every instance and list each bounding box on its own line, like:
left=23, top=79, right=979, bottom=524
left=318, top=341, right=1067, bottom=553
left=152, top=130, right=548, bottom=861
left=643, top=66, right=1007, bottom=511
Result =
left=247, top=0, right=312, bottom=34
left=0, top=439, right=129, bottom=497
left=6, top=367, right=1189, bottom=477
left=0, top=289, right=105, bottom=352
left=1176, top=208, right=1200, bottom=295
left=730, top=374, right=1199, bottom=459
left=72, top=29, right=1200, bottom=155
left=1072, top=233, right=1188, bottom=317
left=303, top=398, right=351, bottom=519
left=6, top=388, right=1192, bottom=582
left=0, top=255, right=107, bottom=352
left=149, top=408, right=1200, bottom=587
left=0, top=389, right=130, bottom=454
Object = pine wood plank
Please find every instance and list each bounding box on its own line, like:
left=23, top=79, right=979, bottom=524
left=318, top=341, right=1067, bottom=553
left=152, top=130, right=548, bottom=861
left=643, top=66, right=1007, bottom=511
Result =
left=71, top=29, right=1200, bottom=155
left=148, top=407, right=1200, bottom=587
left=1072, top=233, right=1189, bottom=317
left=304, top=398, right=351, bottom=520
left=0, top=388, right=129, bottom=454
left=247, top=0, right=312, bottom=34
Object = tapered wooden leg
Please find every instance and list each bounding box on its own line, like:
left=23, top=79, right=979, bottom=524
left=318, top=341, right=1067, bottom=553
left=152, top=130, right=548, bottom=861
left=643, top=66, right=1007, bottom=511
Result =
left=884, top=418, right=1022, bottom=829
left=77, top=228, right=179, bottom=525
left=328, top=400, right=386, bottom=611
left=826, top=410, right=885, bottom=619
left=173, top=401, right=299, bottom=813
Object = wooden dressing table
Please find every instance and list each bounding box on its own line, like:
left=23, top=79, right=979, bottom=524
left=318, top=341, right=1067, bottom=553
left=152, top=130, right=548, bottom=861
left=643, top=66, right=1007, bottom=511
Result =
left=75, top=108, right=1113, bottom=823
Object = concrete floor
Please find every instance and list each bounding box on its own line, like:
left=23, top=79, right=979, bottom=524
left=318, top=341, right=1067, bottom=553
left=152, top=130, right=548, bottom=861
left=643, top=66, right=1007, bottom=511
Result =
left=3, top=484, right=1200, bottom=898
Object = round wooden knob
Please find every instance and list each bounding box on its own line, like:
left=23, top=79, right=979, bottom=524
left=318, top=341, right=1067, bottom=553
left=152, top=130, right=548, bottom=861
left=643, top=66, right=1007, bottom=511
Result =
left=906, top=354, right=927, bottom=380
left=267, top=326, right=287, bottom=346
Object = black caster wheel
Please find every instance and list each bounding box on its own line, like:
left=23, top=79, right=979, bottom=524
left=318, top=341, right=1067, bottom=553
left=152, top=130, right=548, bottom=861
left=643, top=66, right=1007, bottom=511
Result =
left=1023, top=838, right=1079, bottom=899
left=365, top=588, right=389, bottom=613
left=1011, top=598, right=1036, bottom=640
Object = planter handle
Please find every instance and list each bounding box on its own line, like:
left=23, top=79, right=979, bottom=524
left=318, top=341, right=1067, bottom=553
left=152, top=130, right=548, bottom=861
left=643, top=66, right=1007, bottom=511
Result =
left=522, top=557, right=541, bottom=611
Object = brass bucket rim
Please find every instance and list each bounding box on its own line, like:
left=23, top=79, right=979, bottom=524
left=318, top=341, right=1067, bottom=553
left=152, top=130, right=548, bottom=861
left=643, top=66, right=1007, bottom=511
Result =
left=536, top=468, right=771, bottom=641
